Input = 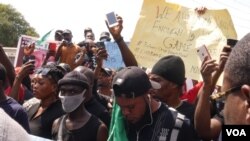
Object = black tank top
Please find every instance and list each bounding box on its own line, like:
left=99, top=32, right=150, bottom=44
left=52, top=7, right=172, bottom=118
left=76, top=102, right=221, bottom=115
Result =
left=56, top=115, right=101, bottom=141
left=27, top=99, right=65, bottom=139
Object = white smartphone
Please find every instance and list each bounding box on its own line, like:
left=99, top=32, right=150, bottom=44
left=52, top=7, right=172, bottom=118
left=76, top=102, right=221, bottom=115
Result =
left=106, top=12, right=118, bottom=27
left=197, top=44, right=211, bottom=62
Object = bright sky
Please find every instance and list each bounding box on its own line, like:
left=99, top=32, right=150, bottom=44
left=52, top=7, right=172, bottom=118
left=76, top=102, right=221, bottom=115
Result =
left=1, top=0, right=143, bottom=42
left=1, top=0, right=250, bottom=43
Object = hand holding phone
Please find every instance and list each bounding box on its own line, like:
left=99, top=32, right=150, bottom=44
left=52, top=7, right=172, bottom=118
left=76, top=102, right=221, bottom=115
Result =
left=197, top=45, right=211, bottom=62
left=106, top=11, right=118, bottom=27
left=26, top=56, right=35, bottom=74
left=28, top=55, right=36, bottom=64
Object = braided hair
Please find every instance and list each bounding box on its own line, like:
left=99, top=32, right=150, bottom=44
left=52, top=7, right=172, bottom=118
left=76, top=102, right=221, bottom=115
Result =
left=35, top=64, right=64, bottom=84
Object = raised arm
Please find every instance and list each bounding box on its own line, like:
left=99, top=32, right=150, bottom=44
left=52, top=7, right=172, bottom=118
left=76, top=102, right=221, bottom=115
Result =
left=93, top=47, right=108, bottom=79
left=195, top=45, right=231, bottom=140
left=211, top=46, right=232, bottom=87
left=106, top=15, right=138, bottom=67
left=10, top=61, right=35, bottom=103
left=194, top=56, right=221, bottom=140
left=0, top=44, right=16, bottom=86
left=195, top=6, right=207, bottom=15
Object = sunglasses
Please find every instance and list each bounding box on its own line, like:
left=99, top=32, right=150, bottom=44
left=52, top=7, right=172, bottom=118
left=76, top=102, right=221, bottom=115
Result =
left=210, top=86, right=241, bottom=101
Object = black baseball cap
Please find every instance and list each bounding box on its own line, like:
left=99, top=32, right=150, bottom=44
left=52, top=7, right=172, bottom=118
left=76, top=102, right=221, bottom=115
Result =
left=99, top=31, right=111, bottom=41
left=100, top=67, right=112, bottom=77
left=112, top=66, right=161, bottom=98
left=63, top=29, right=72, bottom=35
left=55, top=30, right=63, bottom=35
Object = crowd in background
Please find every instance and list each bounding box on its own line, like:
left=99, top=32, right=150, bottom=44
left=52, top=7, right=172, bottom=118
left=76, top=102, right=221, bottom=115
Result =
left=0, top=7, right=250, bottom=141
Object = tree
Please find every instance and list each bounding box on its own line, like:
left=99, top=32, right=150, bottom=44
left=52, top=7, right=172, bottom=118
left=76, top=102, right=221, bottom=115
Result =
left=0, top=4, right=39, bottom=47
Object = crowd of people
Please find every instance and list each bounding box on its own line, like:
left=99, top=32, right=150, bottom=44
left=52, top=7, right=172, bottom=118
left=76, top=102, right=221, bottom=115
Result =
left=0, top=7, right=250, bottom=141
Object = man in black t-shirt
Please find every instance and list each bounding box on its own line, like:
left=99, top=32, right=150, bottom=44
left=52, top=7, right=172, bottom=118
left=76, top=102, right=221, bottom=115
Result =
left=112, top=66, right=198, bottom=141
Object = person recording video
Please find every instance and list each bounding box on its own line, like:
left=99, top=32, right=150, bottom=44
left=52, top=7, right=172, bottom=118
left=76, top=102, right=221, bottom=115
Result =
left=76, top=39, right=106, bottom=70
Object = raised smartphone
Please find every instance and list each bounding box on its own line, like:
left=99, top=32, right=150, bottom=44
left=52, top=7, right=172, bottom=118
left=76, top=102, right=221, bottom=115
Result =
left=197, top=44, right=211, bottom=62
left=106, top=11, right=118, bottom=27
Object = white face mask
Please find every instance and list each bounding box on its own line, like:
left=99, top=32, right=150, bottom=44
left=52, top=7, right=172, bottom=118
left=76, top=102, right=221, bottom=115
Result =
left=59, top=89, right=86, bottom=113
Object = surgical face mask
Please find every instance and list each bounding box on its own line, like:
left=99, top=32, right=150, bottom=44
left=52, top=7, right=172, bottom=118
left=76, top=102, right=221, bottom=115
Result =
left=59, top=89, right=86, bottom=113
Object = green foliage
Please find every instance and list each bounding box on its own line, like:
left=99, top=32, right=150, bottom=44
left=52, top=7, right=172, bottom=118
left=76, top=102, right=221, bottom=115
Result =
left=0, top=3, right=39, bottom=47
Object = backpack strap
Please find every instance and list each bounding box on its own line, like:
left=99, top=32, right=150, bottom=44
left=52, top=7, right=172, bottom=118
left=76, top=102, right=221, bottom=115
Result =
left=169, top=108, right=185, bottom=141
left=57, top=115, right=67, bottom=141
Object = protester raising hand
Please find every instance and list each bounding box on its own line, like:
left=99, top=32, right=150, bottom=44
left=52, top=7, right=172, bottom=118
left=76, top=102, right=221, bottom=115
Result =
left=200, top=45, right=232, bottom=88
left=200, top=56, right=219, bottom=87
left=195, top=56, right=221, bottom=140
left=195, top=6, right=207, bottom=15
left=105, top=14, right=137, bottom=66
left=95, top=48, right=108, bottom=67
left=10, top=61, right=35, bottom=103
left=195, top=45, right=232, bottom=140
left=211, top=46, right=232, bottom=87
left=105, top=15, right=123, bottom=41
left=218, top=46, right=231, bottom=71
left=94, top=47, right=108, bottom=78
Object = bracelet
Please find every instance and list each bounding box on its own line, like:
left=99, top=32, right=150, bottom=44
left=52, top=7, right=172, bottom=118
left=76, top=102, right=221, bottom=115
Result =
left=115, top=36, right=123, bottom=44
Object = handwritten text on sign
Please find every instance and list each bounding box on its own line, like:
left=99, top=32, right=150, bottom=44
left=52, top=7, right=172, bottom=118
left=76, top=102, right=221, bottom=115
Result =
left=129, top=0, right=237, bottom=81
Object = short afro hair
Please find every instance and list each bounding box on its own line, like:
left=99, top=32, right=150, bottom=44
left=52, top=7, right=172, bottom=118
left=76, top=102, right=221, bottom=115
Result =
left=224, top=33, right=250, bottom=87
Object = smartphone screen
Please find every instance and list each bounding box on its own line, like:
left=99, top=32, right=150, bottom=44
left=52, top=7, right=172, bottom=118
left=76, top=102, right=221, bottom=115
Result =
left=106, top=12, right=118, bottom=27
left=197, top=45, right=211, bottom=62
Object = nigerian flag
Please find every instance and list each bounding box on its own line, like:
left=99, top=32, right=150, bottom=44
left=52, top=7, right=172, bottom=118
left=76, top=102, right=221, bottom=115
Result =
left=108, top=99, right=128, bottom=141
left=36, top=29, right=53, bottom=46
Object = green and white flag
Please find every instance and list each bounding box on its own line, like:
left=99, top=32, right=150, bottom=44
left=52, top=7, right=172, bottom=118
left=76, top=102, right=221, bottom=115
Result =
left=36, top=29, right=53, bottom=46
left=108, top=99, right=128, bottom=141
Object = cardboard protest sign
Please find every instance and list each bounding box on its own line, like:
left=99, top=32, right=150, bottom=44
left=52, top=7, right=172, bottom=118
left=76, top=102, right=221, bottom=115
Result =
left=129, top=0, right=237, bottom=81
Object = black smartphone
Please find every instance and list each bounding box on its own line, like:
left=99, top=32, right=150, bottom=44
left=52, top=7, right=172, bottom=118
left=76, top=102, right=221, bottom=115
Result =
left=96, top=42, right=105, bottom=48
left=28, top=55, right=36, bottom=64
left=227, top=39, right=238, bottom=48
left=28, top=55, right=35, bottom=74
